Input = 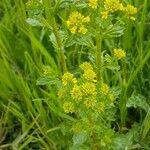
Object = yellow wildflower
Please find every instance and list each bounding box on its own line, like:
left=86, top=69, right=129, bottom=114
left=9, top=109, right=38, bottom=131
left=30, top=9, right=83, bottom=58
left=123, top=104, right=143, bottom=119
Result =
left=62, top=72, right=77, bottom=86
left=97, top=102, right=105, bottom=112
left=104, top=0, right=121, bottom=12
left=108, top=93, right=115, bottom=102
left=83, top=69, right=96, bottom=82
left=119, top=3, right=125, bottom=11
left=82, top=16, right=90, bottom=23
left=78, top=26, right=88, bottom=34
left=63, top=102, right=75, bottom=113
left=113, top=48, right=126, bottom=60
left=80, top=62, right=93, bottom=71
left=88, top=0, right=98, bottom=9
left=124, top=4, right=137, bottom=20
left=100, top=83, right=110, bottom=95
left=72, top=123, right=82, bottom=133
left=66, top=11, right=90, bottom=34
left=101, top=11, right=109, bottom=19
left=71, top=84, right=83, bottom=101
left=43, top=66, right=51, bottom=75
left=82, top=82, right=97, bottom=96
left=84, top=96, right=96, bottom=109
left=58, top=88, right=66, bottom=98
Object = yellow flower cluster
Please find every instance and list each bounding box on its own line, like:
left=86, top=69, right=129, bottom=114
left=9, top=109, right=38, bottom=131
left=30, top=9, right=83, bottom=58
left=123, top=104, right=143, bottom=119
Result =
left=97, top=102, right=105, bottom=112
left=62, top=72, right=77, bottom=86
left=80, top=62, right=93, bottom=70
left=108, top=93, right=115, bottom=102
left=101, top=11, right=109, bottom=19
left=43, top=66, right=51, bottom=75
left=104, top=0, right=121, bottom=13
left=59, top=62, right=116, bottom=113
left=82, top=82, right=97, bottom=96
left=71, top=84, right=83, bottom=101
left=80, top=62, right=96, bottom=82
left=66, top=12, right=90, bottom=34
left=84, top=96, right=96, bottom=109
left=113, top=48, right=126, bottom=60
left=100, top=83, right=110, bottom=95
left=58, top=88, right=66, bottom=98
left=63, top=102, right=75, bottom=113
left=72, top=122, right=82, bottom=133
left=88, top=0, right=98, bottom=9
left=124, top=4, right=137, bottom=20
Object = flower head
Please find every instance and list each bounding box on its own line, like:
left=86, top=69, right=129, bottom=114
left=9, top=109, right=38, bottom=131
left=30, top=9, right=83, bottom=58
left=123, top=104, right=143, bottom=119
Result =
left=97, top=102, right=105, bottom=112
left=104, top=0, right=121, bottom=12
left=108, top=93, right=115, bottom=102
left=83, top=69, right=97, bottom=82
left=100, top=83, right=110, bottom=95
left=80, top=62, right=93, bottom=71
left=88, top=0, right=98, bottom=9
left=63, top=102, right=75, bottom=113
left=101, top=11, right=109, bottom=19
left=124, top=4, right=137, bottom=20
left=84, top=96, right=96, bottom=109
left=66, top=12, right=90, bottom=34
left=62, top=72, right=77, bottom=86
left=113, top=48, right=126, bottom=60
left=43, top=66, right=51, bottom=75
left=71, top=85, right=83, bottom=101
left=82, top=82, right=97, bottom=96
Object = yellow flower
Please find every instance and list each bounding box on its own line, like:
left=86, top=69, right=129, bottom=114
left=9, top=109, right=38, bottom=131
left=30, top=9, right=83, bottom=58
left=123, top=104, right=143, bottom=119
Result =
left=82, top=16, right=90, bottom=23
left=66, top=11, right=90, bottom=34
left=83, top=69, right=97, bottom=82
left=71, top=85, right=83, bottom=101
left=80, top=62, right=93, bottom=71
left=119, top=3, right=125, bottom=11
left=84, top=96, right=96, bottom=109
left=63, top=102, right=75, bottom=113
left=101, top=11, right=109, bottom=19
left=124, top=4, right=137, bottom=20
left=104, top=0, right=121, bottom=12
left=78, top=26, right=87, bottom=34
left=113, top=48, right=126, bottom=60
left=108, top=93, right=115, bottom=102
left=100, top=83, right=110, bottom=95
left=72, top=123, right=82, bottom=133
left=97, top=102, right=105, bottom=112
left=58, top=88, right=66, bottom=98
left=62, top=72, right=77, bottom=86
left=88, top=0, right=98, bottom=9
left=82, top=82, right=97, bottom=96
left=43, top=66, right=51, bottom=75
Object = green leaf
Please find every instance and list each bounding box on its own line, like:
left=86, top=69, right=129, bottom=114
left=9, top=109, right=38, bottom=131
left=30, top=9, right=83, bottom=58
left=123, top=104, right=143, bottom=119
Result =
left=127, top=94, right=149, bottom=112
left=73, top=132, right=88, bottom=146
left=36, top=77, right=60, bottom=86
left=26, top=18, right=42, bottom=27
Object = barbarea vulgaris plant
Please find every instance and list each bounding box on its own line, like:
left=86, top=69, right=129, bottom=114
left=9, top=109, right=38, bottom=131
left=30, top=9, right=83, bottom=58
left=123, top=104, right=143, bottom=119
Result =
left=56, top=0, right=137, bottom=148
left=33, top=0, right=138, bottom=149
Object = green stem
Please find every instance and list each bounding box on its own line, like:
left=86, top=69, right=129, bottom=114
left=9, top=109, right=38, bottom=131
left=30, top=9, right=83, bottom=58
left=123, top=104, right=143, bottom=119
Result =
left=96, top=33, right=102, bottom=81
left=44, top=0, right=67, bottom=74
left=119, top=59, right=127, bottom=128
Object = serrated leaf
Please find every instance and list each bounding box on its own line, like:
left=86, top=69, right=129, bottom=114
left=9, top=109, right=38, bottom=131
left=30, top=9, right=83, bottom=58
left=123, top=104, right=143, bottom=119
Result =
left=127, top=94, right=149, bottom=112
left=73, top=132, right=88, bottom=146
left=36, top=77, right=60, bottom=86
left=103, top=24, right=124, bottom=38
left=26, top=18, right=42, bottom=27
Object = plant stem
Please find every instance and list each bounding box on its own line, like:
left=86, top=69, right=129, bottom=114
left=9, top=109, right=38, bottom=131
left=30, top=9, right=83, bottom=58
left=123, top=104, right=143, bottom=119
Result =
left=119, top=59, right=127, bottom=128
left=44, top=0, right=67, bottom=74
left=96, top=33, right=102, bottom=81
